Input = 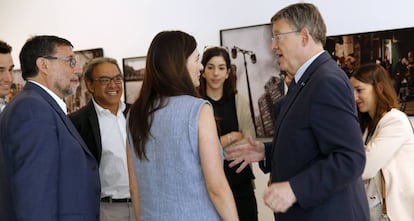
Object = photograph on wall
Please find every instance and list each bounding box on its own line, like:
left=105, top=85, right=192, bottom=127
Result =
left=123, top=56, right=145, bottom=104
left=5, top=69, right=25, bottom=102
left=221, top=24, right=414, bottom=137
left=221, top=24, right=281, bottom=137
left=64, top=48, right=104, bottom=113
left=325, top=27, right=414, bottom=116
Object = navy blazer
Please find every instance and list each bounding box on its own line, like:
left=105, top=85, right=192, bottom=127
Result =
left=264, top=52, right=370, bottom=221
left=68, top=100, right=129, bottom=165
left=0, top=82, right=100, bottom=221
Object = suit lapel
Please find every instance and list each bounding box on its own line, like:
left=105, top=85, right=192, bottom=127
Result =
left=271, top=51, right=332, bottom=155
left=86, top=101, right=102, bottom=160
left=25, top=82, right=95, bottom=158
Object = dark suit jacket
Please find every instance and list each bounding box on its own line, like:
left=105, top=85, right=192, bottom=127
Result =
left=259, top=96, right=285, bottom=174
left=0, top=82, right=100, bottom=221
left=264, top=52, right=370, bottom=221
left=68, top=100, right=129, bottom=164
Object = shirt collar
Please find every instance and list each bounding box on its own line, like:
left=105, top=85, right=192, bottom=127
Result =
left=28, top=80, right=68, bottom=114
left=92, top=98, right=125, bottom=116
left=294, top=50, right=325, bottom=83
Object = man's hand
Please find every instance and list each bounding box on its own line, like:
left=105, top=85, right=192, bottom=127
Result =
left=224, top=136, right=265, bottom=173
left=263, top=181, right=296, bottom=213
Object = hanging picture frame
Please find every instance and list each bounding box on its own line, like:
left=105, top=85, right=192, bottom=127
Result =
left=5, top=69, right=25, bottom=102
left=123, top=56, right=146, bottom=104
left=325, top=27, right=414, bottom=116
left=65, top=48, right=104, bottom=113
left=220, top=23, right=281, bottom=137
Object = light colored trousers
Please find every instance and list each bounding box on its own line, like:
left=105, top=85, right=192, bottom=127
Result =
left=100, top=202, right=135, bottom=221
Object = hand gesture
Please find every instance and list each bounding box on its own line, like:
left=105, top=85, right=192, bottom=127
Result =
left=263, top=181, right=296, bottom=213
left=224, top=136, right=265, bottom=173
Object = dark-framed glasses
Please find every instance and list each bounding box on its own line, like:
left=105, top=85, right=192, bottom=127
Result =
left=271, top=30, right=300, bottom=43
left=93, top=75, right=124, bottom=85
left=42, top=56, right=77, bottom=68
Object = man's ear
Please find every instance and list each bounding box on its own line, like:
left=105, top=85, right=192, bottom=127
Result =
left=85, top=80, right=94, bottom=93
left=300, top=28, right=311, bottom=45
left=36, top=57, right=48, bottom=73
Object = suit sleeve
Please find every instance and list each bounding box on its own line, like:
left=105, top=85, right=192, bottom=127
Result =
left=259, top=97, right=285, bottom=174
left=289, top=74, right=366, bottom=208
left=259, top=142, right=273, bottom=173
left=10, top=99, right=60, bottom=220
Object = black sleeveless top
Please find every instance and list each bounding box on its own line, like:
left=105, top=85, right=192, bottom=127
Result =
left=206, top=95, right=255, bottom=195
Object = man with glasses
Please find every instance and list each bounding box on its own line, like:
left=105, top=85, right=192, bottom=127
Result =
left=0, top=35, right=100, bottom=220
left=226, top=3, right=369, bottom=221
left=0, top=40, right=14, bottom=112
left=69, top=57, right=136, bottom=221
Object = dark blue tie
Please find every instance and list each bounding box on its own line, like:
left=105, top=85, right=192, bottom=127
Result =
left=287, top=79, right=296, bottom=94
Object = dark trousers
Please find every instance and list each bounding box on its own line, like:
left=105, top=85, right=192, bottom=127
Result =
left=232, top=181, right=258, bottom=221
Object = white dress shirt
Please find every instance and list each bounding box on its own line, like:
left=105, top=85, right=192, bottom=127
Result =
left=0, top=97, right=6, bottom=112
left=93, top=99, right=130, bottom=199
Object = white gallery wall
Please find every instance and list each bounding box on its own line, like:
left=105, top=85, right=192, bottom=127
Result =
left=1, top=0, right=414, bottom=220
left=1, top=0, right=414, bottom=68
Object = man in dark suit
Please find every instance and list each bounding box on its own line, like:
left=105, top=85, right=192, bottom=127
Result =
left=0, top=35, right=100, bottom=220
left=226, top=3, right=370, bottom=221
left=69, top=57, right=136, bottom=221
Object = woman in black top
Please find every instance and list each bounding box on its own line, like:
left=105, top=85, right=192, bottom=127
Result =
left=199, top=46, right=258, bottom=221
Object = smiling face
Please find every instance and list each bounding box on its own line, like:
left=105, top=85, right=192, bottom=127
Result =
left=271, top=19, right=303, bottom=75
left=203, top=55, right=229, bottom=93
left=187, top=48, right=202, bottom=87
left=86, top=62, right=123, bottom=113
left=350, top=76, right=377, bottom=118
left=0, top=53, right=14, bottom=98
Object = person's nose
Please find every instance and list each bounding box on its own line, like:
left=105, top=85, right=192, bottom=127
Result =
left=353, top=90, right=359, bottom=101
left=3, top=70, right=13, bottom=83
left=271, top=40, right=279, bottom=51
left=213, top=68, right=221, bottom=76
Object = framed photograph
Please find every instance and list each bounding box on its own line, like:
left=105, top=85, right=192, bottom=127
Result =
left=5, top=69, right=25, bottom=102
left=4, top=48, right=103, bottom=112
left=325, top=27, right=414, bottom=116
left=65, top=48, right=104, bottom=113
left=221, top=24, right=282, bottom=137
left=123, top=56, right=146, bottom=104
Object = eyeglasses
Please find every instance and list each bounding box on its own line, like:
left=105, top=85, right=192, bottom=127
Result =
left=93, top=75, right=123, bottom=85
left=42, top=56, right=77, bottom=68
left=271, top=30, right=300, bottom=43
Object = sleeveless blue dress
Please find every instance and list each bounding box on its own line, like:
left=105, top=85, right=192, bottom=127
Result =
left=129, top=95, right=221, bottom=221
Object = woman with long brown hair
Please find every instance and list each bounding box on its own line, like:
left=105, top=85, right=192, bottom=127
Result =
left=199, top=46, right=257, bottom=221
left=127, top=31, right=238, bottom=221
left=350, top=63, right=414, bottom=220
